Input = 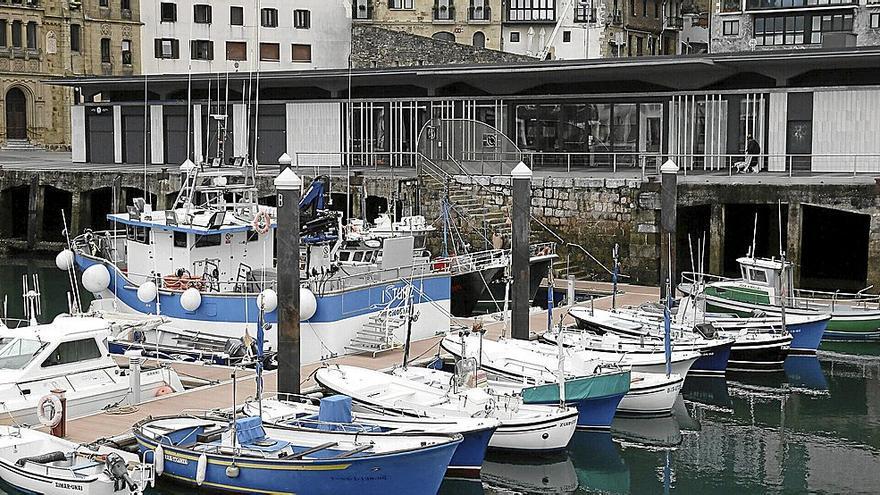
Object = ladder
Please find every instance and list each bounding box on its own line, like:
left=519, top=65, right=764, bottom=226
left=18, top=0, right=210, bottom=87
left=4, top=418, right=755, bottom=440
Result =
left=173, top=165, right=201, bottom=210
left=345, top=308, right=407, bottom=356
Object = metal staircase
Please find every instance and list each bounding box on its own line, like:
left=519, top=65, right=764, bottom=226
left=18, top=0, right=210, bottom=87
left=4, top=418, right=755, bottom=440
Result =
left=173, top=165, right=200, bottom=209
left=345, top=308, right=407, bottom=356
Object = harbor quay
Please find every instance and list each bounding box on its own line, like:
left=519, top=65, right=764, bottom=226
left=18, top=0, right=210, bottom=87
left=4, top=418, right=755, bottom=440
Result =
left=1, top=154, right=879, bottom=293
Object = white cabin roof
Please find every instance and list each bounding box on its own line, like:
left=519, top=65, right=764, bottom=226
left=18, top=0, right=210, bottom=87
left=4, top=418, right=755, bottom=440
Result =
left=107, top=207, right=276, bottom=235
left=736, top=256, right=790, bottom=271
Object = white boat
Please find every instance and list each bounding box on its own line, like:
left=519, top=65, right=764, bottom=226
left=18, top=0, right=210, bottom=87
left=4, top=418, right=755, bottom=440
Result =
left=439, top=334, right=682, bottom=417
left=0, top=315, right=184, bottom=425
left=0, top=424, right=153, bottom=495
left=315, top=364, right=578, bottom=452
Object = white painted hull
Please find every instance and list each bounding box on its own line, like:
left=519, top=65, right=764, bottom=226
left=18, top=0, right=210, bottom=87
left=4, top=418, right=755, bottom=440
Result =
left=617, top=373, right=683, bottom=415
left=315, top=365, right=578, bottom=452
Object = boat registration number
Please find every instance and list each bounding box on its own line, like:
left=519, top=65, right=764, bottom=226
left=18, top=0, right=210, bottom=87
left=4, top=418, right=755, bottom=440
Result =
left=54, top=482, right=84, bottom=491
left=165, top=454, right=189, bottom=465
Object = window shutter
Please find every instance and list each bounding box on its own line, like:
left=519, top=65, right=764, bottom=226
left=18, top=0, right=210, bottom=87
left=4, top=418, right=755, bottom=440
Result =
left=190, top=40, right=196, bottom=59
left=172, top=39, right=179, bottom=58
left=207, top=41, right=214, bottom=60
left=155, top=38, right=162, bottom=58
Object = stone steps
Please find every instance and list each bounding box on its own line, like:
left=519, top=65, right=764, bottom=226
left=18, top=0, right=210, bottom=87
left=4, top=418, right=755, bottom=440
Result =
left=2, top=139, right=43, bottom=151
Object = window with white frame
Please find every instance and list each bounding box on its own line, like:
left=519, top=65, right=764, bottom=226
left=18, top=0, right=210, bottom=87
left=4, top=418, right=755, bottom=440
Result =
left=294, top=9, right=311, bottom=29
left=261, top=8, right=278, bottom=27
left=723, top=19, right=739, bottom=35
left=390, top=0, right=414, bottom=8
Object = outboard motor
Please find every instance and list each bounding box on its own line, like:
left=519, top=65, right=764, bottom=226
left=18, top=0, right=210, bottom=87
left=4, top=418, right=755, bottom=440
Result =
left=105, top=452, right=137, bottom=491
left=694, top=323, right=718, bottom=340
left=224, top=339, right=246, bottom=360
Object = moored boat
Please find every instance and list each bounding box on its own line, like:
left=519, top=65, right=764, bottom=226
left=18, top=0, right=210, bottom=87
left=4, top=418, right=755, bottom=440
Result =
left=0, top=425, right=153, bottom=495
left=242, top=394, right=499, bottom=479
left=315, top=364, right=579, bottom=452
left=134, top=414, right=461, bottom=495
left=680, top=255, right=879, bottom=341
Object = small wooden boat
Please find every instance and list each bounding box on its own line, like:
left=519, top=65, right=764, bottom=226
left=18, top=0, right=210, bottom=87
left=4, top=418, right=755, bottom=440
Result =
left=0, top=425, right=153, bottom=495
left=242, top=394, right=499, bottom=479
left=134, top=414, right=461, bottom=495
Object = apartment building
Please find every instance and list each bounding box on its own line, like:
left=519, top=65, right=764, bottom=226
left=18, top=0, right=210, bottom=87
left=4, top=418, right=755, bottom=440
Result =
left=0, top=0, right=140, bottom=148
left=712, top=0, right=880, bottom=53
left=142, top=0, right=351, bottom=74
left=351, top=0, right=502, bottom=50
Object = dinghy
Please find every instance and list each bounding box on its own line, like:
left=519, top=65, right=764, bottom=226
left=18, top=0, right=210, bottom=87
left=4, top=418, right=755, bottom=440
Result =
left=315, top=364, right=579, bottom=452
left=242, top=394, right=498, bottom=479
left=439, top=334, right=682, bottom=418
left=134, top=414, right=460, bottom=495
left=0, top=425, right=153, bottom=495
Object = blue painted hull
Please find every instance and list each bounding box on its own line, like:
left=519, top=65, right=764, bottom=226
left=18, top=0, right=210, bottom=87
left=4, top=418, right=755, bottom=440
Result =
left=786, top=318, right=828, bottom=353
left=692, top=341, right=732, bottom=375
left=137, top=435, right=458, bottom=495
left=448, top=426, right=495, bottom=477
left=524, top=393, right=626, bottom=430
left=75, top=255, right=450, bottom=326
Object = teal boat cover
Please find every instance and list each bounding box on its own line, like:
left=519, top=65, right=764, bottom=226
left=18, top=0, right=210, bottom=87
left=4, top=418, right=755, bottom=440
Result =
left=520, top=370, right=631, bottom=403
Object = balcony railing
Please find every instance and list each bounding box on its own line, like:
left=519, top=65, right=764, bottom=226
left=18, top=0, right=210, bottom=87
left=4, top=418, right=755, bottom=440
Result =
left=664, top=16, right=683, bottom=30
left=745, top=0, right=857, bottom=11
left=468, top=5, right=491, bottom=22
left=433, top=5, right=455, bottom=22
left=352, top=0, right=373, bottom=20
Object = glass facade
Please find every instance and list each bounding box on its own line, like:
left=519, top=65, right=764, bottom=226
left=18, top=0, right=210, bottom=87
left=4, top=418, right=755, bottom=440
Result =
left=754, top=11, right=851, bottom=46
left=746, top=0, right=855, bottom=10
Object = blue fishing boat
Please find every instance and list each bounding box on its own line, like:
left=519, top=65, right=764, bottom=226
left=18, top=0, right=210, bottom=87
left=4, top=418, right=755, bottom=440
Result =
left=243, top=394, right=498, bottom=479
left=134, top=415, right=461, bottom=495
left=63, top=161, right=451, bottom=365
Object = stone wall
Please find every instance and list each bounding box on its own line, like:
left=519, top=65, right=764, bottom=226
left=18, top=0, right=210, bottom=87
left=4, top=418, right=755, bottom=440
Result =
left=351, top=25, right=534, bottom=68
left=418, top=173, right=663, bottom=285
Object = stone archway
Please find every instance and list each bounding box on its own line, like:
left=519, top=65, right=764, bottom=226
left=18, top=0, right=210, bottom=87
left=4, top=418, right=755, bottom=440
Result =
left=5, top=87, right=27, bottom=140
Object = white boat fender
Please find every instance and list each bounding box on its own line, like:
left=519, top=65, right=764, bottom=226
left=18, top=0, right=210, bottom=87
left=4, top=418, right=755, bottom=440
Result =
left=226, top=463, right=240, bottom=478
left=180, top=287, right=202, bottom=312
left=82, top=264, right=111, bottom=293
left=154, top=444, right=164, bottom=476
left=55, top=249, right=75, bottom=271
left=36, top=394, right=63, bottom=428
left=196, top=453, right=208, bottom=485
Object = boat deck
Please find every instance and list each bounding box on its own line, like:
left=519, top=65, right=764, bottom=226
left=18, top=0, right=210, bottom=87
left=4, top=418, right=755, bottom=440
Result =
left=59, top=281, right=658, bottom=444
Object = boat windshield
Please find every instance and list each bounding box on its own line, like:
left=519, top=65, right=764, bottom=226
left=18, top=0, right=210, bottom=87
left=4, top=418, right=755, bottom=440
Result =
left=0, top=338, right=45, bottom=370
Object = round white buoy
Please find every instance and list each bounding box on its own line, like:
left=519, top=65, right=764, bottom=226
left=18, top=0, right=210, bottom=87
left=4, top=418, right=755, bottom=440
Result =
left=180, top=288, right=202, bottom=312
left=300, top=287, right=317, bottom=321
left=137, top=281, right=158, bottom=303
left=55, top=249, right=75, bottom=271
left=154, top=444, right=165, bottom=476
left=82, top=264, right=111, bottom=293
left=257, top=289, right=278, bottom=313
left=196, top=453, right=208, bottom=485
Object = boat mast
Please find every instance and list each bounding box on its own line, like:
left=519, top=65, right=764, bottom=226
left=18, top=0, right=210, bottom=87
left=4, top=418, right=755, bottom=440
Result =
left=401, top=283, right=414, bottom=368
left=778, top=201, right=787, bottom=336
left=611, top=243, right=619, bottom=310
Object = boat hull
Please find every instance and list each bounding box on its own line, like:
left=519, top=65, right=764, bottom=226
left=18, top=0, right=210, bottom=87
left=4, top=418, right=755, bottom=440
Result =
left=136, top=434, right=457, bottom=495
left=450, top=265, right=504, bottom=317
left=617, top=375, right=683, bottom=416
left=727, top=338, right=791, bottom=371
left=692, top=341, right=733, bottom=375
left=519, top=374, right=630, bottom=430
left=694, top=288, right=879, bottom=342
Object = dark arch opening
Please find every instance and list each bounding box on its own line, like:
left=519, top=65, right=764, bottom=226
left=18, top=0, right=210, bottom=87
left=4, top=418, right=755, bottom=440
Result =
left=42, top=186, right=73, bottom=242
left=5, top=87, right=27, bottom=140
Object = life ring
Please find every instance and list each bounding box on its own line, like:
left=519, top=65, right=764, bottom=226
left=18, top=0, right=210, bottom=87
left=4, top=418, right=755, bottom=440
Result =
left=37, top=394, right=63, bottom=428
left=252, top=210, right=271, bottom=235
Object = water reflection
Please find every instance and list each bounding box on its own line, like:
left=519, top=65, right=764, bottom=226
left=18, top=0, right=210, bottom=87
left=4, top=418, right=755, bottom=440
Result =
left=568, top=432, right=629, bottom=494
left=480, top=451, right=578, bottom=494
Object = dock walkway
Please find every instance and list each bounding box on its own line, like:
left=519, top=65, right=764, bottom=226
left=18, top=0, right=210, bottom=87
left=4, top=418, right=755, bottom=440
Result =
left=63, top=282, right=658, bottom=444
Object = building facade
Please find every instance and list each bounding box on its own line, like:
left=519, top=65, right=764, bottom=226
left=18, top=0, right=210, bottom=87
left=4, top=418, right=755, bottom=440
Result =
left=352, top=0, right=503, bottom=50
left=142, top=0, right=351, bottom=74
left=0, top=0, right=140, bottom=148
left=711, top=0, right=880, bottom=53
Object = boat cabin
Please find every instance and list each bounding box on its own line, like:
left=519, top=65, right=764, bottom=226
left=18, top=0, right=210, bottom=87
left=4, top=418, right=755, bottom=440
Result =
left=107, top=204, right=275, bottom=292
left=736, top=257, right=794, bottom=294
left=0, top=316, right=117, bottom=391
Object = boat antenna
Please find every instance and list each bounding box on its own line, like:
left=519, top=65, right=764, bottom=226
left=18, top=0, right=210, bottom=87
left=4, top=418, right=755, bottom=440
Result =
left=501, top=272, right=511, bottom=339
left=60, top=209, right=82, bottom=314
left=547, top=260, right=554, bottom=334
left=230, top=368, right=238, bottom=448
left=256, top=303, right=267, bottom=419
left=751, top=212, right=758, bottom=259
left=555, top=306, right=566, bottom=411
left=611, top=243, right=619, bottom=310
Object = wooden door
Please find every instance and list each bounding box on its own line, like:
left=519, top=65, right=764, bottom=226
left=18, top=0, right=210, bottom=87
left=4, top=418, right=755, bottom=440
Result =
left=5, top=88, right=27, bottom=139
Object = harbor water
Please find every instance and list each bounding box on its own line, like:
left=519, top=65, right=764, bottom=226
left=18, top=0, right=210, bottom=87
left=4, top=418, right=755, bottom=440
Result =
left=0, top=258, right=877, bottom=495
